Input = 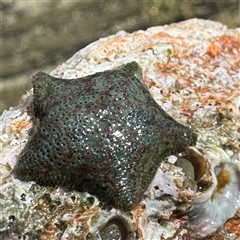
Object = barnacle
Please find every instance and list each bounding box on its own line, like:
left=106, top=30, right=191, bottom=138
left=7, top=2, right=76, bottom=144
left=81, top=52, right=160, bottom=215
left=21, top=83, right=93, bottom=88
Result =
left=188, top=162, right=240, bottom=237
left=98, top=218, right=131, bottom=239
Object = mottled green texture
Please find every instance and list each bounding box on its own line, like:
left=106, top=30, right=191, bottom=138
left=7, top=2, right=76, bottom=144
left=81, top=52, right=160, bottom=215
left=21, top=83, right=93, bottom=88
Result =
left=14, top=62, right=197, bottom=211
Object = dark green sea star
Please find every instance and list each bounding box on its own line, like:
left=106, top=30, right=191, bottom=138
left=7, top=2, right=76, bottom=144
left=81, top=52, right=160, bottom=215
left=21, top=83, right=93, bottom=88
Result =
left=14, top=62, right=197, bottom=211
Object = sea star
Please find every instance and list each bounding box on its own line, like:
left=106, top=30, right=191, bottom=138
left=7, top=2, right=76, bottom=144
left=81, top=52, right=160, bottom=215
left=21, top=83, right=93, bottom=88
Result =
left=14, top=62, right=197, bottom=211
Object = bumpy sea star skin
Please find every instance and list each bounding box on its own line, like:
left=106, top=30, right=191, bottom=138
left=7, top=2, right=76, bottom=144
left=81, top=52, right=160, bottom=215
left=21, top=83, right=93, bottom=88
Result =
left=14, top=62, right=197, bottom=211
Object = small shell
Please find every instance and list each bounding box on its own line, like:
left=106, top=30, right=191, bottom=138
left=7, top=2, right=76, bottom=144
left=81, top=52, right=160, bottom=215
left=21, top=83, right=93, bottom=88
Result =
left=90, top=209, right=136, bottom=240
left=188, top=162, right=240, bottom=237
left=98, top=218, right=131, bottom=240
left=176, top=146, right=208, bottom=181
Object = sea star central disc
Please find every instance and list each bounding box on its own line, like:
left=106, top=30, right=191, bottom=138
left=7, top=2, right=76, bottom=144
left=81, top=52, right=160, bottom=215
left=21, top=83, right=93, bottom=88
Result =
left=14, top=62, right=197, bottom=211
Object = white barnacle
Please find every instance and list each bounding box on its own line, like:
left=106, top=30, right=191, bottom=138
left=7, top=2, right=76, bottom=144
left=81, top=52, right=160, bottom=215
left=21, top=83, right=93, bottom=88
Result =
left=188, top=162, right=240, bottom=237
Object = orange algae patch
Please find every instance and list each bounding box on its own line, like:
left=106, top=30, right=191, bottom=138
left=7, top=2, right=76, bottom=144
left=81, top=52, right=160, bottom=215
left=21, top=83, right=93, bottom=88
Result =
left=151, top=31, right=171, bottom=39
left=218, top=35, right=240, bottom=55
left=225, top=218, right=240, bottom=236
left=211, top=169, right=231, bottom=200
left=133, top=203, right=146, bottom=239
left=207, top=35, right=240, bottom=58
left=10, top=119, right=31, bottom=134
left=206, top=42, right=222, bottom=58
left=105, top=36, right=128, bottom=46
left=40, top=224, right=57, bottom=240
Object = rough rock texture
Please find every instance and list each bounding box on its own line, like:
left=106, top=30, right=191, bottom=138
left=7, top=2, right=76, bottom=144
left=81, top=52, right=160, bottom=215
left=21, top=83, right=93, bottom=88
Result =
left=0, top=19, right=239, bottom=239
